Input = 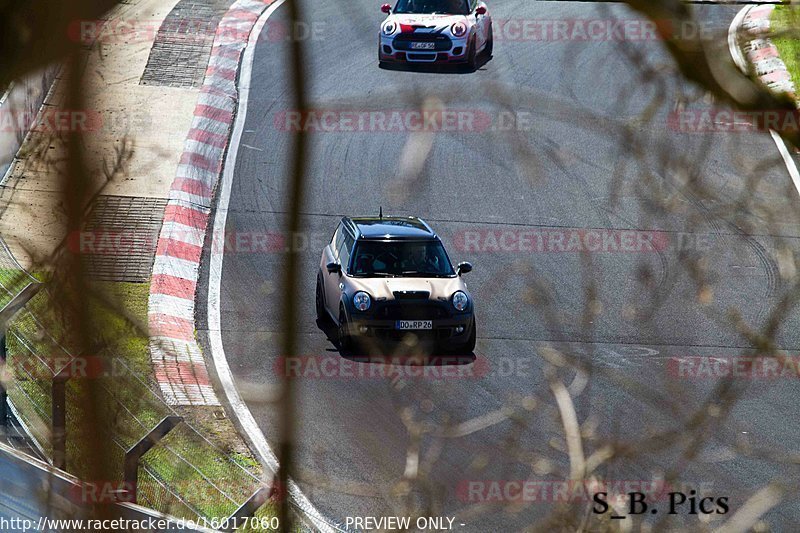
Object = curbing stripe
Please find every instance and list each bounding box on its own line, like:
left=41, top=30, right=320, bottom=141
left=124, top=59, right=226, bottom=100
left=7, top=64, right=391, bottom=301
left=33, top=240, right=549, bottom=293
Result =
left=183, top=139, right=227, bottom=163
left=152, top=274, right=197, bottom=300
left=206, top=55, right=242, bottom=73
left=151, top=256, right=201, bottom=282
left=175, top=163, right=222, bottom=184
left=180, top=151, right=222, bottom=173
left=169, top=190, right=215, bottom=208
left=158, top=382, right=220, bottom=406
left=153, top=361, right=212, bottom=387
left=748, top=46, right=778, bottom=62
left=148, top=315, right=195, bottom=341
left=762, top=70, right=790, bottom=83
left=205, top=67, right=238, bottom=82
left=157, top=238, right=204, bottom=263
left=160, top=220, right=207, bottom=245
left=171, top=177, right=214, bottom=200
left=188, top=128, right=229, bottom=149
left=163, top=203, right=210, bottom=227
left=194, top=104, right=235, bottom=122
left=195, top=99, right=236, bottom=118
left=148, top=0, right=275, bottom=409
left=150, top=337, right=204, bottom=361
left=210, top=47, right=242, bottom=61
left=149, top=293, right=196, bottom=320
left=188, top=114, right=235, bottom=134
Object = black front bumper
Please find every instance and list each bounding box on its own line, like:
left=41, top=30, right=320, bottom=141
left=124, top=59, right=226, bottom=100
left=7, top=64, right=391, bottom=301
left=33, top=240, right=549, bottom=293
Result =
left=346, top=300, right=473, bottom=345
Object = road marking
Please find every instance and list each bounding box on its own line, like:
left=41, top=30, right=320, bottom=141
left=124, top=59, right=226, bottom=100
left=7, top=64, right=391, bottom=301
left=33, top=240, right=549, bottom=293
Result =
left=205, top=1, right=341, bottom=531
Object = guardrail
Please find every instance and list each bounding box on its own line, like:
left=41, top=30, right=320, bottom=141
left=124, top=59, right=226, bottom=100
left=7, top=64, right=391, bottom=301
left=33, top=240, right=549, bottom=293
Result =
left=0, top=234, right=280, bottom=529
left=0, top=440, right=215, bottom=532
left=0, top=236, right=42, bottom=446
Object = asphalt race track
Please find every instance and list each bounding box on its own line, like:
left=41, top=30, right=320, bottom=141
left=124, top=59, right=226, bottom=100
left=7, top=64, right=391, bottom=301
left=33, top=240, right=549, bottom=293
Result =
left=198, top=0, right=800, bottom=530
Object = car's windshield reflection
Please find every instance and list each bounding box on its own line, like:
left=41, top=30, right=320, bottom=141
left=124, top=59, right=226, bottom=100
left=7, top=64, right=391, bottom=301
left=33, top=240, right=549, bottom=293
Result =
left=350, top=240, right=456, bottom=277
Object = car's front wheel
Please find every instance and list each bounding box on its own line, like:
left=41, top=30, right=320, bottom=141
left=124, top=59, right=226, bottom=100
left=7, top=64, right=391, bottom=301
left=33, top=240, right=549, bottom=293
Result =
left=467, top=35, right=478, bottom=71
left=338, top=306, right=352, bottom=352
left=461, top=320, right=477, bottom=353
left=315, top=275, right=326, bottom=322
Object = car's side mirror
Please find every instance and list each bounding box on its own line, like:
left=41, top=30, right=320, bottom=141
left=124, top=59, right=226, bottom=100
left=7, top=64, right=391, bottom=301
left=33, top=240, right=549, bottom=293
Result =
left=381, top=3, right=391, bottom=14
left=475, top=5, right=487, bottom=15
left=326, top=262, right=341, bottom=274
left=457, top=262, right=473, bottom=275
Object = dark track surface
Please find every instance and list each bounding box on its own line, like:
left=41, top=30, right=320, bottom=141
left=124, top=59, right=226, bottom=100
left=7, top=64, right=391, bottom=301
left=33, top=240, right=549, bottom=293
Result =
left=200, top=1, right=800, bottom=530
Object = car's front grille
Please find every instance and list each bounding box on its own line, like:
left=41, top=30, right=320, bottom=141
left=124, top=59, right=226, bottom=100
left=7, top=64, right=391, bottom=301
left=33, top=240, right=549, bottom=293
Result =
left=407, top=53, right=437, bottom=61
left=393, top=33, right=452, bottom=51
left=393, top=291, right=430, bottom=300
left=378, top=302, right=449, bottom=320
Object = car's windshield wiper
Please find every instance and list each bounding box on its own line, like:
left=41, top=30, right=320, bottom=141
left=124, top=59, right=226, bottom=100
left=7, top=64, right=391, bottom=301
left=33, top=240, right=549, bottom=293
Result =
left=401, top=270, right=446, bottom=277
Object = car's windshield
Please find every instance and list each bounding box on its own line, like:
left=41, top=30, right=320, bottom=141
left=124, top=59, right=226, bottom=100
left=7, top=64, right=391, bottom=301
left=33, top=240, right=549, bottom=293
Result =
left=393, top=0, right=469, bottom=15
left=351, top=240, right=455, bottom=277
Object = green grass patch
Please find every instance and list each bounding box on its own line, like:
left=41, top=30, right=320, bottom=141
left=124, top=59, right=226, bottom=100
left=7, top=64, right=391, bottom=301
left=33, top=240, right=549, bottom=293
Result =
left=5, top=278, right=277, bottom=526
left=772, top=5, right=800, bottom=91
left=0, top=267, right=40, bottom=310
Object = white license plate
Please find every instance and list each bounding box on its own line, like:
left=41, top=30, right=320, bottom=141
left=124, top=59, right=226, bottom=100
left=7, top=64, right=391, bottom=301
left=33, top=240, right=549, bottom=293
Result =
left=411, top=42, right=436, bottom=50
left=395, top=320, right=433, bottom=330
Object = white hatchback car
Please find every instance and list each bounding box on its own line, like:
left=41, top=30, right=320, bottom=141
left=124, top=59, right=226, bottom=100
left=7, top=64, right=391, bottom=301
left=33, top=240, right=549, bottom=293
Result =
left=379, top=0, right=493, bottom=70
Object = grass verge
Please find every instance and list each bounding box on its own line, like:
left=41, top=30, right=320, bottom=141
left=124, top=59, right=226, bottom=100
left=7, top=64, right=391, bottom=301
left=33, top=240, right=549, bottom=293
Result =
left=5, top=278, right=278, bottom=528
left=771, top=5, right=800, bottom=92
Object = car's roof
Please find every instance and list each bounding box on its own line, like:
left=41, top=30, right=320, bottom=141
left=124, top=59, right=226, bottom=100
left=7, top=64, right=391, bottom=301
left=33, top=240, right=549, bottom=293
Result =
left=344, top=216, right=437, bottom=240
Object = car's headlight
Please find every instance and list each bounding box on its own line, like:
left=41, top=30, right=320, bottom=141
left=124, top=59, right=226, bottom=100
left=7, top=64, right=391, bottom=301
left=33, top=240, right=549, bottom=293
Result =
left=353, top=291, right=372, bottom=312
left=382, top=21, right=398, bottom=36
left=452, top=291, right=469, bottom=311
left=451, top=22, right=467, bottom=37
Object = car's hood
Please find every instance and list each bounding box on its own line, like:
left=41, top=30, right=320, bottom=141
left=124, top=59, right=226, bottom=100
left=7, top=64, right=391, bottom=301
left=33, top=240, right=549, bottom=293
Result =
left=347, top=276, right=468, bottom=301
left=386, top=13, right=468, bottom=33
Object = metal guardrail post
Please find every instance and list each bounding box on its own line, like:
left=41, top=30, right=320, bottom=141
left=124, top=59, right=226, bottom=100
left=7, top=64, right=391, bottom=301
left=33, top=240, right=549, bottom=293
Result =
left=225, top=485, right=271, bottom=532
left=0, top=282, right=42, bottom=328
left=124, top=415, right=182, bottom=504
left=51, top=366, right=70, bottom=470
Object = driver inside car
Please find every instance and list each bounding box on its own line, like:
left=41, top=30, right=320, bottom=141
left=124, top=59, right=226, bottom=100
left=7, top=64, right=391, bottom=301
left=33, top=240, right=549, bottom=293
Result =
left=402, top=244, right=439, bottom=272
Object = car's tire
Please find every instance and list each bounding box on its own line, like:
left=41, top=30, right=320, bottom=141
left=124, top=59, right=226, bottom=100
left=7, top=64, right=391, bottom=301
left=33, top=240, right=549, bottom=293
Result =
left=467, top=36, right=478, bottom=72
left=315, top=275, right=325, bottom=322
left=338, top=306, right=352, bottom=352
left=485, top=27, right=493, bottom=57
left=462, top=320, right=477, bottom=353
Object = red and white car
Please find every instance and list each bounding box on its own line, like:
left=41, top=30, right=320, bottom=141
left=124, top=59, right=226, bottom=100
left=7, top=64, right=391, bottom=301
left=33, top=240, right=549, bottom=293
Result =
left=379, top=0, right=493, bottom=70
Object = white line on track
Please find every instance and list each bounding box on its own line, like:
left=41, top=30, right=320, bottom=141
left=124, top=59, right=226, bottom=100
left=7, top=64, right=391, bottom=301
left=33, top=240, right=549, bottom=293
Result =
left=206, top=1, right=339, bottom=531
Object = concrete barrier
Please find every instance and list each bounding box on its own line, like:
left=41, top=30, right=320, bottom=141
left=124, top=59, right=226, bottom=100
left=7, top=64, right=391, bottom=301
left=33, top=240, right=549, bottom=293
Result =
left=0, top=64, right=60, bottom=181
